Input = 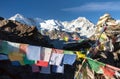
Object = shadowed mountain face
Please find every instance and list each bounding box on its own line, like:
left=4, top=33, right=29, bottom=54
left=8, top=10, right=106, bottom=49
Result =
left=0, top=17, right=51, bottom=47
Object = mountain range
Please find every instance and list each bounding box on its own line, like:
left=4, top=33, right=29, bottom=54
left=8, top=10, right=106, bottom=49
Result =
left=9, top=14, right=96, bottom=38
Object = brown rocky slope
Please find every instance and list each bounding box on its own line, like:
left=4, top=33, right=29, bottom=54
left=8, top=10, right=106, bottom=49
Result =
left=0, top=17, right=51, bottom=47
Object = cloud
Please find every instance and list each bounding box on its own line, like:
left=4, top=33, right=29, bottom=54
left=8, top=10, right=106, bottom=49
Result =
left=62, top=2, right=120, bottom=12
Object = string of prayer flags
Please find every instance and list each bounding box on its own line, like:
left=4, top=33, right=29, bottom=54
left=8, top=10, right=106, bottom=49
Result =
left=1, top=39, right=120, bottom=77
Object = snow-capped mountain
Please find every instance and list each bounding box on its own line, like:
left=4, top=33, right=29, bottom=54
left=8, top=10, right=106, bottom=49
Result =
left=9, top=14, right=96, bottom=38
left=40, top=19, right=64, bottom=31
left=9, top=14, right=44, bottom=30
left=9, top=14, right=33, bottom=26
left=62, top=17, right=95, bottom=37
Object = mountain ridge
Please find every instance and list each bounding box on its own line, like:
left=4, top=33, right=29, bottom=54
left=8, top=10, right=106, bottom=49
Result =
left=9, top=13, right=96, bottom=38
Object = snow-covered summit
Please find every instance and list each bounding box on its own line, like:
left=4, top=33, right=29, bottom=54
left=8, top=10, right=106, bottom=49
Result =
left=9, top=14, right=32, bottom=25
left=62, top=17, right=95, bottom=37
left=40, top=19, right=64, bottom=31
left=9, top=14, right=23, bottom=20
left=9, top=14, right=44, bottom=30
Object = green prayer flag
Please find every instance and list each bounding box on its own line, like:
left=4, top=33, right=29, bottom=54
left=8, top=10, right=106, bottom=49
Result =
left=23, top=56, right=35, bottom=65
left=87, top=58, right=105, bottom=73
left=64, top=50, right=74, bottom=54
left=78, top=39, right=84, bottom=43
left=96, top=67, right=104, bottom=74
left=19, top=60, right=25, bottom=65
left=0, top=41, right=9, bottom=54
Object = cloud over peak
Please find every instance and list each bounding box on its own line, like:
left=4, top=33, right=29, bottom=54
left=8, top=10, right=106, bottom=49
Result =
left=62, top=2, right=120, bottom=12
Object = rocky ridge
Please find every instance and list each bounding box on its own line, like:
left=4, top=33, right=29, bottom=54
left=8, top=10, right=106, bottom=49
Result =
left=0, top=17, right=51, bottom=47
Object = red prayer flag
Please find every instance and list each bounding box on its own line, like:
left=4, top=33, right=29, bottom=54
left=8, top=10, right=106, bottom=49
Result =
left=36, top=60, right=48, bottom=67
left=102, top=66, right=115, bottom=77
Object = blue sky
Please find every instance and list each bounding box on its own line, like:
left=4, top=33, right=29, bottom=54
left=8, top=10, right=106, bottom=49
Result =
left=0, top=0, right=120, bottom=24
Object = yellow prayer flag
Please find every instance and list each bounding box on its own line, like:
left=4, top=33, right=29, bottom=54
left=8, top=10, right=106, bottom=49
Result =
left=76, top=51, right=86, bottom=59
left=100, top=33, right=107, bottom=40
left=63, top=36, right=69, bottom=42
left=8, top=52, right=24, bottom=61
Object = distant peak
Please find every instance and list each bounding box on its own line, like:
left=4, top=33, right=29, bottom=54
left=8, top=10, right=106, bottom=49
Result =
left=77, top=17, right=86, bottom=20
left=72, top=17, right=90, bottom=23
left=15, top=13, right=22, bottom=16
left=99, top=13, right=111, bottom=20
left=72, top=17, right=88, bottom=22
left=9, top=13, right=25, bottom=21
left=103, top=13, right=110, bottom=17
left=14, top=13, right=24, bottom=18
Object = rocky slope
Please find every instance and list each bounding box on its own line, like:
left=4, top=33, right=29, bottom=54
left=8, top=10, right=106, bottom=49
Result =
left=0, top=17, right=51, bottom=47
